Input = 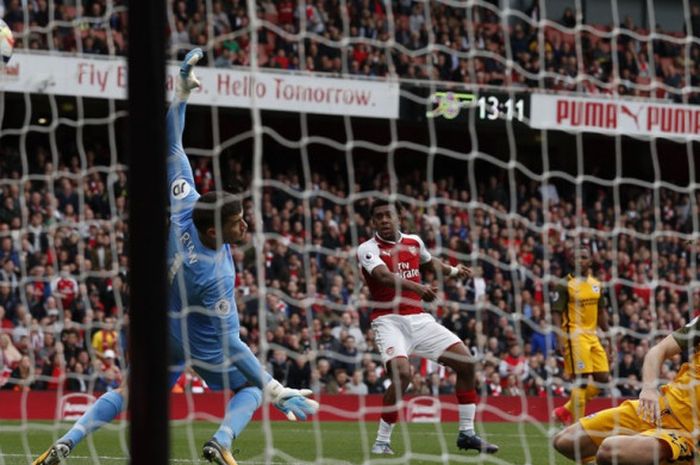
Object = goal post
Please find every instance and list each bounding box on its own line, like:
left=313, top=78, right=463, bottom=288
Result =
left=126, top=1, right=168, bottom=465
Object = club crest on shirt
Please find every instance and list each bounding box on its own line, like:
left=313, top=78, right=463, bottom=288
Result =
left=408, top=246, right=417, bottom=255
left=171, top=178, right=190, bottom=200
left=386, top=346, right=395, bottom=356
left=592, top=285, right=600, bottom=293
left=550, top=291, right=559, bottom=302
left=214, top=299, right=231, bottom=316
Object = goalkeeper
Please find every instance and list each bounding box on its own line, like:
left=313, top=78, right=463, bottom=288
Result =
left=33, top=48, right=318, bottom=465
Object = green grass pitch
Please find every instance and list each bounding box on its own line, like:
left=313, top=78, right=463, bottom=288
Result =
left=0, top=421, right=574, bottom=465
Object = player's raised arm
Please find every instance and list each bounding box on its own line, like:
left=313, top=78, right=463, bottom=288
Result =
left=166, top=48, right=203, bottom=205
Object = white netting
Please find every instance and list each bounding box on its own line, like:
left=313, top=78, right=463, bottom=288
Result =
left=1, top=0, right=700, bottom=464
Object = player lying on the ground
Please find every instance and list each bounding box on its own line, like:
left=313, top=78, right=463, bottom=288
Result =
left=551, top=243, right=612, bottom=425
left=33, top=48, right=318, bottom=465
left=553, top=316, right=700, bottom=465
left=357, top=200, right=498, bottom=455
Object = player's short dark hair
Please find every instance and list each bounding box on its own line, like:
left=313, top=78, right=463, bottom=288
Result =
left=192, top=191, right=243, bottom=233
left=369, top=199, right=403, bottom=217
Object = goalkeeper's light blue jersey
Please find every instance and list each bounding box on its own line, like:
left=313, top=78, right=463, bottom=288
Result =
left=164, top=102, right=269, bottom=388
left=166, top=130, right=239, bottom=365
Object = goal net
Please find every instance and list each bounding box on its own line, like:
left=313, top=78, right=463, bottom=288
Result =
left=1, top=0, right=698, bottom=464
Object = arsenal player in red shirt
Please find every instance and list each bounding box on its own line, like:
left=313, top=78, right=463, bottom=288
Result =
left=358, top=200, right=498, bottom=455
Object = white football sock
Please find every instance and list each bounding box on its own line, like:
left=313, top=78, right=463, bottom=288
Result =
left=458, top=404, right=476, bottom=434
left=375, top=418, right=395, bottom=443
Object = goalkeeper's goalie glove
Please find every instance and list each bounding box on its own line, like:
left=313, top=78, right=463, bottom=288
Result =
left=265, top=380, right=319, bottom=421
left=177, top=48, right=203, bottom=100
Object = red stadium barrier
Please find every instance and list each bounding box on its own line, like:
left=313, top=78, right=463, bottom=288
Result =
left=0, top=391, right=626, bottom=422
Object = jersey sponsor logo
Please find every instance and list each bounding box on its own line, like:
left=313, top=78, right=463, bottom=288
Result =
left=396, top=261, right=419, bottom=279
left=171, top=178, right=191, bottom=200
left=214, top=299, right=231, bottom=316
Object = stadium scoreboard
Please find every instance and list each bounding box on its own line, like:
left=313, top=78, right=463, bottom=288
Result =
left=400, top=87, right=530, bottom=126
left=426, top=91, right=527, bottom=122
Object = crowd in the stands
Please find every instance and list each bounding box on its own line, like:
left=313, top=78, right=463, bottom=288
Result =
left=0, top=146, right=696, bottom=399
left=3, top=0, right=700, bottom=102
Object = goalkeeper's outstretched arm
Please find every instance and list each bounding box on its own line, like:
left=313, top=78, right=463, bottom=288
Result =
left=226, top=332, right=318, bottom=421
left=166, top=48, right=203, bottom=208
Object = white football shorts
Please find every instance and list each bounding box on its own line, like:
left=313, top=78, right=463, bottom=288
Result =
left=371, top=312, right=461, bottom=365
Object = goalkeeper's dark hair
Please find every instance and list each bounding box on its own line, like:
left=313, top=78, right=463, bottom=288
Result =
left=192, top=191, right=243, bottom=233
left=369, top=199, right=404, bottom=217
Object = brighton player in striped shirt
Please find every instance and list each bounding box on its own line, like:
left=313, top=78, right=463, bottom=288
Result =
left=33, top=49, right=318, bottom=465
left=358, top=200, right=498, bottom=455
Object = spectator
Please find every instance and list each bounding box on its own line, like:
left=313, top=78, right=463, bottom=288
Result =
left=326, top=367, right=349, bottom=394
left=43, top=351, right=66, bottom=390
left=4, top=355, right=37, bottom=391
left=91, top=317, right=119, bottom=361
left=530, top=318, right=557, bottom=355
left=345, top=370, right=368, bottom=395
left=51, top=266, right=79, bottom=311
left=689, top=4, right=700, bottom=38
left=317, top=321, right=341, bottom=361
left=285, top=334, right=311, bottom=389
left=0, top=306, right=13, bottom=332
left=365, top=368, right=385, bottom=394
left=617, top=352, right=641, bottom=396
left=560, top=7, right=576, bottom=28
left=268, top=349, right=290, bottom=384
left=65, top=361, right=88, bottom=393
left=0, top=333, right=21, bottom=384
left=94, top=349, right=122, bottom=392
left=336, top=335, right=361, bottom=375
left=331, top=311, right=366, bottom=351
left=499, top=344, right=529, bottom=386
left=503, top=374, right=523, bottom=396
left=315, top=358, right=333, bottom=391
left=485, top=372, right=503, bottom=396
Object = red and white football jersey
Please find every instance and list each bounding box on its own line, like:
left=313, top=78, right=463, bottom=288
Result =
left=357, top=232, right=432, bottom=321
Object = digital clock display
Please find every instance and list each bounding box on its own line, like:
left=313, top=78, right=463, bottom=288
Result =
left=426, top=91, right=527, bottom=122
